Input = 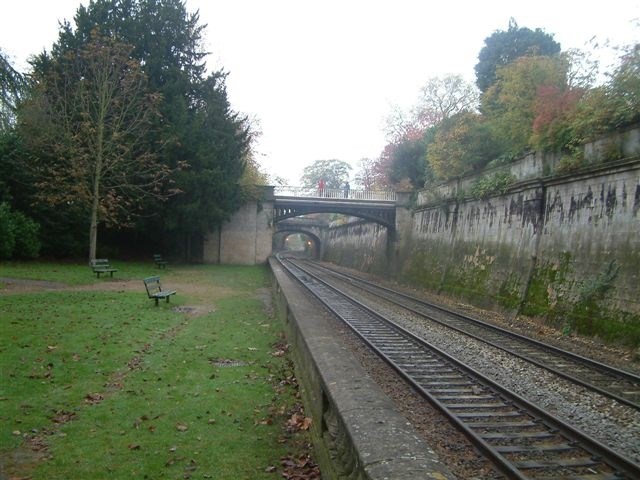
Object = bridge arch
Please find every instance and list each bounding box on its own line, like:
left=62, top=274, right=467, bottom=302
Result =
left=276, top=207, right=395, bottom=229
left=273, top=228, right=323, bottom=259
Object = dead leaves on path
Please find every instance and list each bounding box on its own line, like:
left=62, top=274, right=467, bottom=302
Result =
left=285, top=412, right=312, bottom=433
left=278, top=453, right=321, bottom=479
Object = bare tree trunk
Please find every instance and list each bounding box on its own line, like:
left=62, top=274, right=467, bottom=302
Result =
left=89, top=122, right=104, bottom=262
left=89, top=196, right=99, bottom=261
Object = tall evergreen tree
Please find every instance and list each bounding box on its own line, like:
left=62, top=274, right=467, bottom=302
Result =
left=475, top=19, right=561, bottom=93
left=0, top=49, right=26, bottom=132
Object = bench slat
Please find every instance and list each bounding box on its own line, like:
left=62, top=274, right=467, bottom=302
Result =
left=90, top=259, right=117, bottom=278
left=143, top=276, right=176, bottom=306
left=153, top=254, right=168, bottom=269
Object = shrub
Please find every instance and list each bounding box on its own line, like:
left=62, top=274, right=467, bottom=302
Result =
left=12, top=210, right=40, bottom=258
left=0, top=202, right=41, bottom=259
left=470, top=172, right=516, bottom=199
left=0, top=203, right=16, bottom=259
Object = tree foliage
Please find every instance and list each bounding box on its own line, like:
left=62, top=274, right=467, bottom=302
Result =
left=300, top=159, right=351, bottom=190
left=21, top=32, right=170, bottom=260
left=384, top=75, right=478, bottom=141
left=475, top=19, right=561, bottom=92
left=19, top=0, right=252, bottom=259
left=378, top=134, right=429, bottom=189
left=481, top=55, right=568, bottom=157
left=379, top=75, right=479, bottom=189
left=353, top=157, right=384, bottom=190
left=415, top=75, right=479, bottom=126
left=0, top=202, right=40, bottom=259
left=0, top=50, right=26, bottom=132
left=427, top=112, right=500, bottom=180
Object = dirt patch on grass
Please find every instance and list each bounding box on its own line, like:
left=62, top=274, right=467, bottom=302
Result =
left=0, top=277, right=223, bottom=318
left=0, top=277, right=68, bottom=293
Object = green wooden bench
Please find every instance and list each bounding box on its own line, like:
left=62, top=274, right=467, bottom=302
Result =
left=143, top=276, right=176, bottom=306
left=153, top=254, right=168, bottom=269
left=90, top=259, right=118, bottom=278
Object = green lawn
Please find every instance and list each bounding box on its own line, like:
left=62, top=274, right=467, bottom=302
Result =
left=0, top=261, right=311, bottom=479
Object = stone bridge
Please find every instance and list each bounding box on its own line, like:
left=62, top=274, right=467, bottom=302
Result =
left=202, top=186, right=409, bottom=265
left=273, top=186, right=397, bottom=228
left=274, top=217, right=328, bottom=258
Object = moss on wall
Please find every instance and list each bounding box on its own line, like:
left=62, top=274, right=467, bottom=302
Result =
left=440, top=245, right=495, bottom=306
left=520, top=252, right=573, bottom=318
left=497, top=273, right=524, bottom=310
left=401, top=244, right=449, bottom=291
left=519, top=256, right=640, bottom=347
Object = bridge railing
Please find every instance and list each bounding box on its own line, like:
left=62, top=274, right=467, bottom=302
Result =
left=274, top=186, right=396, bottom=202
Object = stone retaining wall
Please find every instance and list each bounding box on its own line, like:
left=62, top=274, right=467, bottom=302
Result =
left=323, top=157, right=640, bottom=346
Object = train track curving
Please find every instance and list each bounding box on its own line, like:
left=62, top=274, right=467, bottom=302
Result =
left=297, top=258, right=640, bottom=411
left=277, top=254, right=640, bottom=479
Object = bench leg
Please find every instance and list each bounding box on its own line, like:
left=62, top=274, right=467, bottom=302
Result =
left=154, top=297, right=159, bottom=306
left=165, top=296, right=170, bottom=303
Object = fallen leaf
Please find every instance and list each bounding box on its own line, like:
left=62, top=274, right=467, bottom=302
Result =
left=84, top=393, right=104, bottom=404
left=128, top=444, right=141, bottom=450
left=286, top=413, right=313, bottom=432
left=176, top=423, right=188, bottom=432
left=51, top=410, right=76, bottom=424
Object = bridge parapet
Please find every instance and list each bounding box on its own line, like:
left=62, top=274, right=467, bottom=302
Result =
left=275, top=186, right=396, bottom=202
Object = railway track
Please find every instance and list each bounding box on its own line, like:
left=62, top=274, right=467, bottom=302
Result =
left=297, top=259, right=640, bottom=411
left=277, top=255, right=640, bottom=479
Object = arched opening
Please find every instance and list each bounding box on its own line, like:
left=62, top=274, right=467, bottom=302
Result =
left=273, top=231, right=320, bottom=259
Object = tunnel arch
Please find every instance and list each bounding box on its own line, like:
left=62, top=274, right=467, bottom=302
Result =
left=273, top=228, right=323, bottom=259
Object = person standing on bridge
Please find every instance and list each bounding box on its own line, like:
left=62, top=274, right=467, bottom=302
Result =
left=343, top=181, right=350, bottom=199
left=318, top=178, right=325, bottom=197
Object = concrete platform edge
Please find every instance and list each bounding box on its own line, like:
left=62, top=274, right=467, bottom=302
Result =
left=269, top=258, right=455, bottom=480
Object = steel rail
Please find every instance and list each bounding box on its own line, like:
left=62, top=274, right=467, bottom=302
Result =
left=277, top=255, right=640, bottom=479
left=301, top=259, right=640, bottom=411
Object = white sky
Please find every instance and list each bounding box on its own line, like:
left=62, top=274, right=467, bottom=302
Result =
left=1, top=0, right=638, bottom=184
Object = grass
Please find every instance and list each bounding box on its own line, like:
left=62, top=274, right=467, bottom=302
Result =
left=0, top=261, right=311, bottom=479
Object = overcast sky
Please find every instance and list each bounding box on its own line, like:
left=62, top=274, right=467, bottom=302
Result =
left=1, top=0, right=638, bottom=184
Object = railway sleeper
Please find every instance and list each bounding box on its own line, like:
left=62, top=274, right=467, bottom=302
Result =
left=446, top=402, right=508, bottom=409
left=515, top=457, right=603, bottom=470
left=494, top=443, right=577, bottom=453
left=455, top=411, right=525, bottom=418
left=532, top=474, right=623, bottom=480
left=467, top=420, right=539, bottom=428
left=421, top=380, right=474, bottom=386
left=434, top=394, right=495, bottom=401
left=481, top=431, right=556, bottom=440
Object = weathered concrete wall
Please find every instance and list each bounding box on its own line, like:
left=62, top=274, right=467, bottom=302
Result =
left=323, top=220, right=390, bottom=276
left=534, top=163, right=640, bottom=315
left=324, top=157, right=640, bottom=346
left=401, top=181, right=545, bottom=309
left=203, top=187, right=274, bottom=265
